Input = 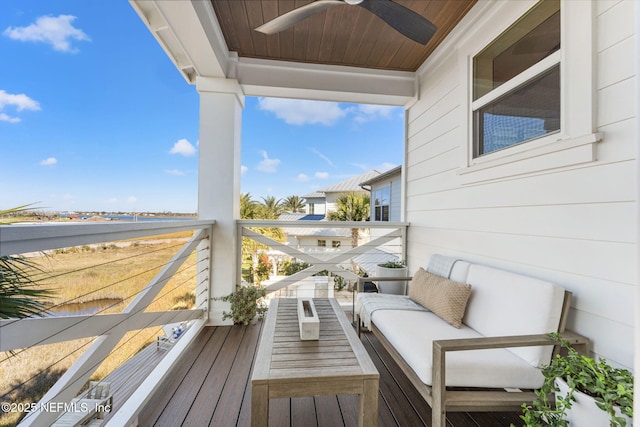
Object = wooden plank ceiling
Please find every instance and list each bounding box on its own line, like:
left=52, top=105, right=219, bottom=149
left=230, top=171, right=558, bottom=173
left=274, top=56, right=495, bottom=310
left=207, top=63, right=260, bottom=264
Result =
left=211, top=0, right=477, bottom=72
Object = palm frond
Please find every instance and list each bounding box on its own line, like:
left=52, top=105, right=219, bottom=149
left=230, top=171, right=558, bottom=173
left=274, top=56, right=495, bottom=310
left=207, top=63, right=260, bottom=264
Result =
left=0, top=255, right=53, bottom=319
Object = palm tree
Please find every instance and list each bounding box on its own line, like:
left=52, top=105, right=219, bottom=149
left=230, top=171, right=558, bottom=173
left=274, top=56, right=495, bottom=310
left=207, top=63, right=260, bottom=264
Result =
left=282, top=195, right=306, bottom=213
left=259, top=196, right=283, bottom=219
left=240, top=192, right=259, bottom=219
left=0, top=204, right=52, bottom=319
left=327, top=192, right=370, bottom=249
left=239, top=194, right=284, bottom=284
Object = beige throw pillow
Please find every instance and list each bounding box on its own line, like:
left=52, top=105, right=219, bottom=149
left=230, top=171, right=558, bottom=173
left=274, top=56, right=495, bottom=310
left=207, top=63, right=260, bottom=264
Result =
left=409, top=267, right=472, bottom=328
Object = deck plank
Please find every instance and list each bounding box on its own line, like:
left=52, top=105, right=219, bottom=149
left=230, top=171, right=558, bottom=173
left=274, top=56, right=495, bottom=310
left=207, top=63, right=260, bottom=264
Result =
left=208, top=323, right=262, bottom=427
left=139, top=305, right=524, bottom=427
left=136, top=326, right=219, bottom=425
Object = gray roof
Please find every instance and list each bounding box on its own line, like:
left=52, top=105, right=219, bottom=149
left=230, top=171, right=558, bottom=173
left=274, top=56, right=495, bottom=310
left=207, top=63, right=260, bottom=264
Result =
left=303, top=170, right=381, bottom=198
left=278, top=213, right=350, bottom=237
left=278, top=213, right=325, bottom=221
left=360, top=165, right=401, bottom=186
left=353, top=248, right=401, bottom=276
left=302, top=192, right=325, bottom=199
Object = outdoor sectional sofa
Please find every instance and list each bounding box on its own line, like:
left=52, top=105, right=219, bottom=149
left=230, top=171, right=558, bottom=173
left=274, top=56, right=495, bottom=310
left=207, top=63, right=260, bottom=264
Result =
left=354, top=255, right=590, bottom=427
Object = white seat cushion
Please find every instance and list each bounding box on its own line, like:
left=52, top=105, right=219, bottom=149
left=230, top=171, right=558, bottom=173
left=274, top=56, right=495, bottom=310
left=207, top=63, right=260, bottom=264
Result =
left=463, top=265, right=565, bottom=367
left=372, top=310, right=545, bottom=389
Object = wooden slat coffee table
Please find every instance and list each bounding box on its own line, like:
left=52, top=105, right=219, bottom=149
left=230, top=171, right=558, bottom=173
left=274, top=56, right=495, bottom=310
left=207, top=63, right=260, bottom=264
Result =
left=251, top=298, right=379, bottom=427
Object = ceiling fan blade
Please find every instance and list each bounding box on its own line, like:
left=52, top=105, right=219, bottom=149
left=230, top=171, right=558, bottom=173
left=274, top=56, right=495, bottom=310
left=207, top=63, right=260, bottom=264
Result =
left=255, top=0, right=344, bottom=35
left=357, top=0, right=436, bottom=45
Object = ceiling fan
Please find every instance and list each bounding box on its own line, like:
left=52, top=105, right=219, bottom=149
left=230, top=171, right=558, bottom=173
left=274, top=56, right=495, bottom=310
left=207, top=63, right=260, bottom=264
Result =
left=255, top=0, right=437, bottom=45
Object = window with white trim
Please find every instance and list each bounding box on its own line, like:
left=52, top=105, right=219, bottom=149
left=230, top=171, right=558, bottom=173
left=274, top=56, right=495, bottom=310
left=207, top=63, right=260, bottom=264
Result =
left=373, top=186, right=390, bottom=222
left=472, top=0, right=560, bottom=158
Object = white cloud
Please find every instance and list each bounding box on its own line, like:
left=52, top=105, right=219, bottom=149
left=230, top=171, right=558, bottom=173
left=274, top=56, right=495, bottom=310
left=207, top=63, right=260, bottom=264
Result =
left=0, top=113, right=20, bottom=123
left=258, top=98, right=348, bottom=126
left=0, top=90, right=40, bottom=111
left=0, top=90, right=41, bottom=122
left=127, top=196, right=137, bottom=203
left=296, top=173, right=310, bottom=182
left=256, top=150, right=280, bottom=173
left=3, top=15, right=90, bottom=53
left=107, top=197, right=118, bottom=204
left=311, top=148, right=334, bottom=167
left=169, top=138, right=196, bottom=157
left=315, top=172, right=329, bottom=179
left=40, top=157, right=57, bottom=166
left=353, top=104, right=399, bottom=124
left=164, top=169, right=185, bottom=176
left=241, top=165, right=248, bottom=175
left=63, top=194, right=73, bottom=200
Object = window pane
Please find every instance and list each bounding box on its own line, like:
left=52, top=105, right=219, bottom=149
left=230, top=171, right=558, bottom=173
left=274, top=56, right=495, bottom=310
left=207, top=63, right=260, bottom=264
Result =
left=474, top=0, right=560, bottom=100
left=381, top=206, right=389, bottom=222
left=476, top=66, right=559, bottom=156
left=374, top=188, right=389, bottom=205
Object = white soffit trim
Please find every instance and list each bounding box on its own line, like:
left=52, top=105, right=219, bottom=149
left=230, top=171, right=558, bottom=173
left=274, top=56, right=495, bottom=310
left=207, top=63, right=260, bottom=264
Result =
left=129, top=0, right=228, bottom=83
left=236, top=57, right=416, bottom=106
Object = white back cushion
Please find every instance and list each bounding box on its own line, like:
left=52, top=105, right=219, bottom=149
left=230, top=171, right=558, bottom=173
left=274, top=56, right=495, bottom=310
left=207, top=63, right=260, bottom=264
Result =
left=449, top=261, right=471, bottom=283
left=463, top=265, right=565, bottom=366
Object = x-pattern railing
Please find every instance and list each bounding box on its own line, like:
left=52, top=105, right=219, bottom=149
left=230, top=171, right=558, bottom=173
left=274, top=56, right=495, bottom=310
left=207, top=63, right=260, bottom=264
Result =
left=0, top=220, right=214, bottom=426
left=238, top=220, right=409, bottom=292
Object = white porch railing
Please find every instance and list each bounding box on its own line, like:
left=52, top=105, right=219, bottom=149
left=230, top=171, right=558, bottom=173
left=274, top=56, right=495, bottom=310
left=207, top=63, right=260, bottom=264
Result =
left=0, top=220, right=214, bottom=426
left=237, top=220, right=409, bottom=294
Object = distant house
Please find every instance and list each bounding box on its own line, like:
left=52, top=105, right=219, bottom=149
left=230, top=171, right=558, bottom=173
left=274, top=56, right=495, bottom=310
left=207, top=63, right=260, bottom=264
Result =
left=356, top=166, right=404, bottom=275
left=301, top=192, right=326, bottom=216
left=303, top=169, right=381, bottom=218
left=278, top=213, right=352, bottom=253
left=359, top=165, right=402, bottom=222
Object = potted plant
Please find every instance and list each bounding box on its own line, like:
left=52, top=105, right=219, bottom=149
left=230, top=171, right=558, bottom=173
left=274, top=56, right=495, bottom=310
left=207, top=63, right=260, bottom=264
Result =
left=213, top=284, right=268, bottom=325
left=374, top=260, right=408, bottom=295
left=518, top=333, right=633, bottom=427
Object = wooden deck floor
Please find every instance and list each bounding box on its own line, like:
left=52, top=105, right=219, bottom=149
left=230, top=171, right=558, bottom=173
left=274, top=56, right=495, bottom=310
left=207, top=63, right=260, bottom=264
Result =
left=138, top=318, right=525, bottom=427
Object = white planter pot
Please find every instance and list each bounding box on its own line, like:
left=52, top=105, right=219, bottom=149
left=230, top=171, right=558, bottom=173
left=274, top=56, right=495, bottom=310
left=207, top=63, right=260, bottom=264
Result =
left=555, top=377, right=633, bottom=426
left=374, top=265, right=409, bottom=295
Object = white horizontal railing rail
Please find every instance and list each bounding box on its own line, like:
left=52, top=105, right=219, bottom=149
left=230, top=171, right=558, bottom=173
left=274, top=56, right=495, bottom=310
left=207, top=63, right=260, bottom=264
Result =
left=238, top=220, right=409, bottom=293
left=0, top=219, right=215, bottom=257
left=0, top=220, right=214, bottom=427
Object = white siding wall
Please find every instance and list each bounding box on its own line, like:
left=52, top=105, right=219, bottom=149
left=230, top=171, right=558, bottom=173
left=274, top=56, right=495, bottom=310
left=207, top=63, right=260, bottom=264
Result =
left=305, top=197, right=326, bottom=215
left=405, top=0, right=637, bottom=369
left=390, top=178, right=402, bottom=222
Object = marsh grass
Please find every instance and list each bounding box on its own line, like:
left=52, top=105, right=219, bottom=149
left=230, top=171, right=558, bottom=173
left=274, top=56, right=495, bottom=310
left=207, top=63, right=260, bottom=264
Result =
left=0, top=233, right=199, bottom=427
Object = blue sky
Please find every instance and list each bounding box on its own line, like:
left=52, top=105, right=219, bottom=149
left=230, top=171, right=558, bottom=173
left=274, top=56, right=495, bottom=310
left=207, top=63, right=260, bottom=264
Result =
left=1, top=1, right=404, bottom=213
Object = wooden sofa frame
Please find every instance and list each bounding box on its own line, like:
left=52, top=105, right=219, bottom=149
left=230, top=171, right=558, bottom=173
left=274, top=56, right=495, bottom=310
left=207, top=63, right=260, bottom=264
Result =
left=356, top=277, right=591, bottom=427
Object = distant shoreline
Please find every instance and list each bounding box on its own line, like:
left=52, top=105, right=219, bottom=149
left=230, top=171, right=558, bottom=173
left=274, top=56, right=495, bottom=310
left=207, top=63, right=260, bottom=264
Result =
left=1, top=213, right=198, bottom=225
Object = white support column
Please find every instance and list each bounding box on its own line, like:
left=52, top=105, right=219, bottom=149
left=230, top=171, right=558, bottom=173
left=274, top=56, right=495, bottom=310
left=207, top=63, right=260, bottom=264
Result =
left=196, top=76, right=244, bottom=325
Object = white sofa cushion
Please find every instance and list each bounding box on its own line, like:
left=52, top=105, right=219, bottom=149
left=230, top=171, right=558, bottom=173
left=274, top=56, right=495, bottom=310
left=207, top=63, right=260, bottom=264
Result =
left=449, top=260, right=471, bottom=283
left=372, top=309, right=545, bottom=389
left=463, top=265, right=565, bottom=367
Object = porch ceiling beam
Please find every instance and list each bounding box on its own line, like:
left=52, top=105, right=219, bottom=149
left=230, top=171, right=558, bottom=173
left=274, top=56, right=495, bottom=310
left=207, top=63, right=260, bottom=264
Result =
left=235, top=57, right=417, bottom=105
